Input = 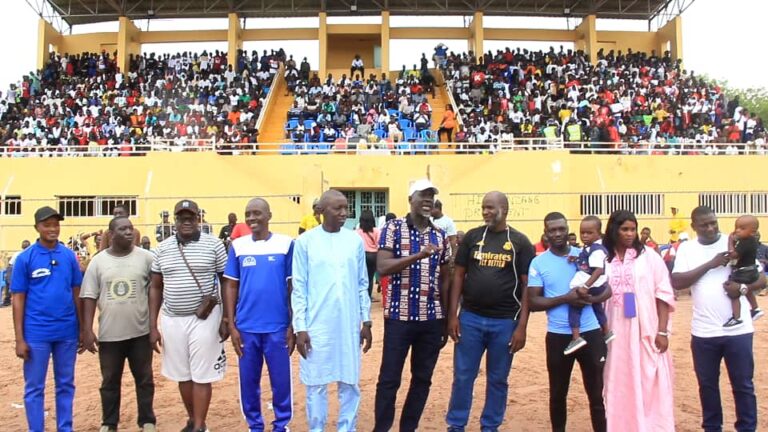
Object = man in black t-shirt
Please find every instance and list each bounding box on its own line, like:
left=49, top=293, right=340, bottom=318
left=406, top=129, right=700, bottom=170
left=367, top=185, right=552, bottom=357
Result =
left=445, top=191, right=535, bottom=431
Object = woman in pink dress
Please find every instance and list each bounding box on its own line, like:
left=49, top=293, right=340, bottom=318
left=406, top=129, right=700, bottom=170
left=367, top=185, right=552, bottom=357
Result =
left=601, top=210, right=676, bottom=432
left=356, top=209, right=380, bottom=299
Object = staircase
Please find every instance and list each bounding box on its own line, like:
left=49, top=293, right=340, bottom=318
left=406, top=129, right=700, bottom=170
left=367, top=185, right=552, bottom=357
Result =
left=258, top=72, right=292, bottom=150
left=429, top=68, right=453, bottom=150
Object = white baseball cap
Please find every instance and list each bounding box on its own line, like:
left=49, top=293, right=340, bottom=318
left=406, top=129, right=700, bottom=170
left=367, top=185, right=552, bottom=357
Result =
left=409, top=179, right=439, bottom=197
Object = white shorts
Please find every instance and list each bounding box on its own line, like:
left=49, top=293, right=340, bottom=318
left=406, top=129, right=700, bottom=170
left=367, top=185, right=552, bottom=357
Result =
left=159, top=305, right=227, bottom=383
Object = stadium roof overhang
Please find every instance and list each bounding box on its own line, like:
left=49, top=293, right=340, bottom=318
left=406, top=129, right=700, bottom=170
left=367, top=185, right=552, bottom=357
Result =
left=31, top=0, right=695, bottom=28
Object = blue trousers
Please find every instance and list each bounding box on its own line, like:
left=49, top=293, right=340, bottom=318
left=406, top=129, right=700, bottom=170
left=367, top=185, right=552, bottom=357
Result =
left=239, top=331, right=292, bottom=432
left=446, top=310, right=518, bottom=431
left=691, top=333, right=757, bottom=432
left=567, top=285, right=608, bottom=329
left=23, top=339, right=78, bottom=432
left=306, top=382, right=360, bottom=432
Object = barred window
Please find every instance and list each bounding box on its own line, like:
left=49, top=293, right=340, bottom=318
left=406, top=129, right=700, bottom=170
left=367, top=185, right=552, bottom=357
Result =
left=360, top=191, right=388, bottom=218
left=98, top=197, right=137, bottom=217
left=580, top=193, right=664, bottom=216
left=57, top=196, right=137, bottom=217
left=2, top=195, right=21, bottom=216
left=341, top=191, right=357, bottom=219
left=580, top=194, right=603, bottom=217
left=698, top=193, right=748, bottom=216
left=749, top=193, right=768, bottom=215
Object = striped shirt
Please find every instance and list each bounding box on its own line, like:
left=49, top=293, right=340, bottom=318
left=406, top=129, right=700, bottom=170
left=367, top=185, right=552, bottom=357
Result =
left=379, top=215, right=450, bottom=321
left=151, top=233, right=227, bottom=317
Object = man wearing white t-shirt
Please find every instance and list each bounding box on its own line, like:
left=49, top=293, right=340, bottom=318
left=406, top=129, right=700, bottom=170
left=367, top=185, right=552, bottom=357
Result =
left=431, top=199, right=457, bottom=262
left=671, top=206, right=764, bottom=432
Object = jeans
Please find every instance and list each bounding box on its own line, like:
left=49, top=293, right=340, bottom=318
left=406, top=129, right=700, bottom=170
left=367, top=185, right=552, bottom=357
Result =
left=545, top=331, right=606, bottom=432
left=373, top=318, right=444, bottom=432
left=306, top=382, right=359, bottom=432
left=99, top=334, right=156, bottom=428
left=239, top=331, right=292, bottom=432
left=24, top=339, right=78, bottom=432
left=691, top=333, right=757, bottom=432
left=446, top=310, right=518, bottom=431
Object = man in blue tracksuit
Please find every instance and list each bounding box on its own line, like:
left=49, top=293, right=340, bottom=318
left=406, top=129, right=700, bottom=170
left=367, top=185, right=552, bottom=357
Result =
left=223, top=198, right=294, bottom=432
left=12, top=206, right=83, bottom=432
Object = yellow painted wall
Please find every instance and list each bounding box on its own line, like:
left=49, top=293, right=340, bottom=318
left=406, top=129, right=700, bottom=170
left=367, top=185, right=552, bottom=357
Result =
left=58, top=33, right=120, bottom=55
left=327, top=35, right=377, bottom=71
left=0, top=153, right=763, bottom=255
left=140, top=30, right=229, bottom=44
left=596, top=31, right=658, bottom=54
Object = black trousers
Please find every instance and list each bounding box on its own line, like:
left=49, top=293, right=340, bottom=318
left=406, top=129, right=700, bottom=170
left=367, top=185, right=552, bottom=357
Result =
left=545, top=330, right=606, bottom=432
left=365, top=251, right=377, bottom=298
left=99, top=334, right=156, bottom=427
left=374, top=318, right=444, bottom=432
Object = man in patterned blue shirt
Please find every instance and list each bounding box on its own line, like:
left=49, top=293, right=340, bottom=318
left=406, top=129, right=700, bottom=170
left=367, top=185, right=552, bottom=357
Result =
left=373, top=179, right=451, bottom=432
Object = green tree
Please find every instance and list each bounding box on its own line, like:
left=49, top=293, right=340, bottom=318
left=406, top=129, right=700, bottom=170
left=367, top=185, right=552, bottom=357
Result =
left=705, top=76, right=768, bottom=121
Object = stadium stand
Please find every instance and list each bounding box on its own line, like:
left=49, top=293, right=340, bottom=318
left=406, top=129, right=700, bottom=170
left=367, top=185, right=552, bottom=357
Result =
left=441, top=46, right=766, bottom=154
left=0, top=48, right=285, bottom=156
left=278, top=58, right=441, bottom=154
left=1, top=43, right=764, bottom=156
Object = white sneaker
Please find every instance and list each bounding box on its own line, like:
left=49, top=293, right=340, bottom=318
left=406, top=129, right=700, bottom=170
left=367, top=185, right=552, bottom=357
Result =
left=142, top=424, right=157, bottom=432
left=99, top=426, right=116, bottom=432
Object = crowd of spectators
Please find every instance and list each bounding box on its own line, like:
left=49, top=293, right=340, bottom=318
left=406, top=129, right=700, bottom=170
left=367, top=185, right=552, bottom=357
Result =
left=0, top=48, right=287, bottom=156
left=1, top=43, right=765, bottom=156
left=281, top=54, right=442, bottom=152
left=442, top=46, right=767, bottom=154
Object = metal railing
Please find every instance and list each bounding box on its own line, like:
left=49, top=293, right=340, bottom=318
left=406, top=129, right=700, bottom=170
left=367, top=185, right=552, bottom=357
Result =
left=0, top=137, right=765, bottom=156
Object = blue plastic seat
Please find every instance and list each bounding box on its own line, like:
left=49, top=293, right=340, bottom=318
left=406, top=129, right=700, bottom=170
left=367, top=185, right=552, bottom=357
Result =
left=285, top=119, right=299, bottom=130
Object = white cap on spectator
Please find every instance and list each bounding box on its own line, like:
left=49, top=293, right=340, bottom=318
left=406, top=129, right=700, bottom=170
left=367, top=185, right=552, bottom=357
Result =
left=409, top=179, right=439, bottom=197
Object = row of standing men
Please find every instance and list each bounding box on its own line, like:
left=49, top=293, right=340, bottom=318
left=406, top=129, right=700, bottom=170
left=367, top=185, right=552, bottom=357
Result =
left=9, top=180, right=761, bottom=432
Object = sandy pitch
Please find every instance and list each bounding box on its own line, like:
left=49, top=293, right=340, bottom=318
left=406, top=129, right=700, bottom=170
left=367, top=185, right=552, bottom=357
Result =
left=0, top=295, right=765, bottom=431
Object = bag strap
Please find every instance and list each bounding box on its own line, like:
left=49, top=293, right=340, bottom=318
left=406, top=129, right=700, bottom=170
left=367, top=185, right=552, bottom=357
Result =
left=177, top=242, right=213, bottom=298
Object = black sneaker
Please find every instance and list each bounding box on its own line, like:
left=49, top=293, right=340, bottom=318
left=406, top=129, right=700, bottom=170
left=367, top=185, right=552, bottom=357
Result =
left=723, top=317, right=744, bottom=328
left=751, top=308, right=764, bottom=321
left=181, top=420, right=194, bottom=432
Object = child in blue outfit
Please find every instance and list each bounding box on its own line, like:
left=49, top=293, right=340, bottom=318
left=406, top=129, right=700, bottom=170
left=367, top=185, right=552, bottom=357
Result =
left=565, top=216, right=615, bottom=355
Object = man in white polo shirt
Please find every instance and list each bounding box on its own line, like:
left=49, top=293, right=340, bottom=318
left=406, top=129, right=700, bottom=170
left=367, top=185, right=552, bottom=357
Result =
left=671, top=206, right=764, bottom=432
left=149, top=200, right=228, bottom=432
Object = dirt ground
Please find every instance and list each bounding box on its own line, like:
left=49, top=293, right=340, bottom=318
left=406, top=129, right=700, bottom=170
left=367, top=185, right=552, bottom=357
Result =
left=0, top=294, right=766, bottom=431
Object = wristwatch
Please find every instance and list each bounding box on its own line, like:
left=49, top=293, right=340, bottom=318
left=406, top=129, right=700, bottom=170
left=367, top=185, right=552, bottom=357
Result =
left=739, top=283, right=749, bottom=295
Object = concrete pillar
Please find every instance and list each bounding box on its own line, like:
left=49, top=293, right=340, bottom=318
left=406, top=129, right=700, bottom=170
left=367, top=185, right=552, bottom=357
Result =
left=37, top=18, right=61, bottom=71
left=227, top=12, right=243, bottom=68
left=468, top=11, right=484, bottom=63
left=319, top=12, right=328, bottom=79
left=658, top=15, right=683, bottom=61
left=381, top=11, right=390, bottom=76
left=575, top=15, right=597, bottom=63
left=117, top=17, right=141, bottom=73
